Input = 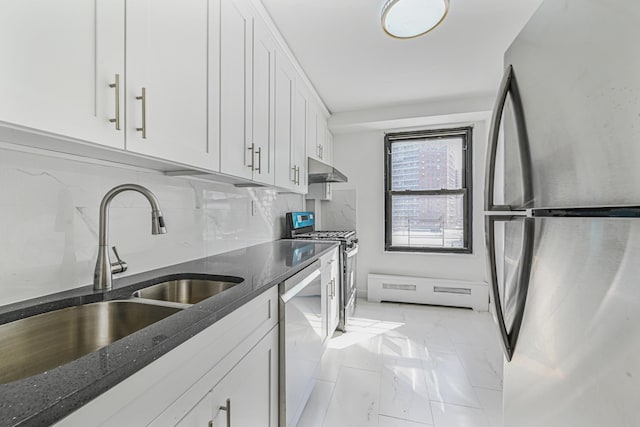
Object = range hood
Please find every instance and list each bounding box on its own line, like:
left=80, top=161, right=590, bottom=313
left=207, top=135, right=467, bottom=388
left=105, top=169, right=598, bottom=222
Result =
left=307, top=158, right=348, bottom=183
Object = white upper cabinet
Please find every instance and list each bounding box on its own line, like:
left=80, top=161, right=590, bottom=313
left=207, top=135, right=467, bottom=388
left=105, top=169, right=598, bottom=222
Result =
left=316, top=113, right=329, bottom=163
left=306, top=99, right=319, bottom=161
left=0, top=0, right=125, bottom=149
left=251, top=17, right=276, bottom=185
left=125, top=0, right=211, bottom=170
left=307, top=99, right=329, bottom=164
left=274, top=48, right=297, bottom=191
left=219, top=0, right=276, bottom=184
left=293, top=82, right=308, bottom=193
left=219, top=0, right=253, bottom=180
left=0, top=0, right=329, bottom=188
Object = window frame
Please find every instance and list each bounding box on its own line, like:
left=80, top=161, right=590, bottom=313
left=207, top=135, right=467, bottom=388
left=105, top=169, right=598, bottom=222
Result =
left=384, top=126, right=473, bottom=254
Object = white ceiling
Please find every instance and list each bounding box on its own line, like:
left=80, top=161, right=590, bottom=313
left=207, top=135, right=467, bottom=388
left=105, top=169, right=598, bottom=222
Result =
left=261, top=0, right=543, bottom=113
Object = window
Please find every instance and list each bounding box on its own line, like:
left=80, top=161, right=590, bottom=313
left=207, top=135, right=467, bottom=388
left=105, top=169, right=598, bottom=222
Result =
left=384, top=127, right=472, bottom=253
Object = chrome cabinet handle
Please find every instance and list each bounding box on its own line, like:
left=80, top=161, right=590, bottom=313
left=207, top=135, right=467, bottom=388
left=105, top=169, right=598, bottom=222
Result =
left=248, top=143, right=255, bottom=170
left=295, top=166, right=300, bottom=185
left=219, top=398, right=231, bottom=426
left=320, top=144, right=323, bottom=159
left=485, top=65, right=533, bottom=211
left=331, top=278, right=336, bottom=297
left=136, top=88, right=147, bottom=139
left=485, top=215, right=535, bottom=362
left=291, top=165, right=297, bottom=183
left=208, top=420, right=213, bottom=427
left=108, top=74, right=121, bottom=130
left=255, top=147, right=262, bottom=174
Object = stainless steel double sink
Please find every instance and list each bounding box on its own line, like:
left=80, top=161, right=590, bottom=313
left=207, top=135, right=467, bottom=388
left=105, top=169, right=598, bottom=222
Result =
left=0, top=277, right=242, bottom=385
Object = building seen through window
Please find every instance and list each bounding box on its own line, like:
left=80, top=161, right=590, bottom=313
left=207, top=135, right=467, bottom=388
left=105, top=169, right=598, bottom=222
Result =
left=385, top=127, right=472, bottom=253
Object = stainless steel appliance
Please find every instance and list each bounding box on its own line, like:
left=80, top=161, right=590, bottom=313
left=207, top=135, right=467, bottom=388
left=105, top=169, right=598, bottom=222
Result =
left=279, top=260, right=323, bottom=427
left=285, top=212, right=358, bottom=332
left=485, top=1, right=640, bottom=426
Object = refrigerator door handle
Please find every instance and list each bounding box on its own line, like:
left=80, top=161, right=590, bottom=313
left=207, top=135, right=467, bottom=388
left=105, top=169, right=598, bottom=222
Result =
left=485, top=215, right=535, bottom=362
left=485, top=65, right=534, bottom=212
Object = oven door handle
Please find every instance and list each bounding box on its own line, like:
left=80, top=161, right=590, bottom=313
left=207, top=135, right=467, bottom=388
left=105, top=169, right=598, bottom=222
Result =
left=281, top=268, right=321, bottom=303
left=345, top=246, right=359, bottom=258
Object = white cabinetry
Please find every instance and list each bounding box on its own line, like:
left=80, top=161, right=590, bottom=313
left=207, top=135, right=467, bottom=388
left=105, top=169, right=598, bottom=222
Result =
left=322, top=247, right=340, bottom=338
left=0, top=0, right=124, bottom=149
left=325, top=129, right=334, bottom=166
left=274, top=49, right=309, bottom=194
left=0, top=0, right=331, bottom=190
left=274, top=49, right=297, bottom=192
left=125, top=0, right=212, bottom=169
left=219, top=0, right=275, bottom=185
left=251, top=18, right=277, bottom=185
left=219, top=0, right=253, bottom=180
left=175, top=392, right=212, bottom=426
left=307, top=100, right=330, bottom=164
left=210, top=327, right=278, bottom=427
left=57, top=288, right=279, bottom=426
left=292, top=83, right=308, bottom=193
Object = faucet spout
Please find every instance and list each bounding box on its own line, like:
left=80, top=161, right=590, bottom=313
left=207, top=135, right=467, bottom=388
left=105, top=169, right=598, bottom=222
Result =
left=94, top=184, right=167, bottom=291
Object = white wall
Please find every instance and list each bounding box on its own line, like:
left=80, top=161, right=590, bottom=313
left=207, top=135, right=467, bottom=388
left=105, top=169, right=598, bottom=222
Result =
left=0, top=144, right=302, bottom=306
left=330, top=107, right=491, bottom=297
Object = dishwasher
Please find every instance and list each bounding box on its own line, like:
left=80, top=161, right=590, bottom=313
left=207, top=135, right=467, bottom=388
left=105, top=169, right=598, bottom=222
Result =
left=279, top=259, right=324, bottom=427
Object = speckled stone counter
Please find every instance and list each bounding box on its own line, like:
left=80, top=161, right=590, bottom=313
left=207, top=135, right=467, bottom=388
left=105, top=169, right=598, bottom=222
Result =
left=0, top=239, right=338, bottom=427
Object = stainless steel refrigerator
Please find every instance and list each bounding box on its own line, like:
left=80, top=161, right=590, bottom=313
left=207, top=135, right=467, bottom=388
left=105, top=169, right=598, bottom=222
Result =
left=484, top=1, right=640, bottom=426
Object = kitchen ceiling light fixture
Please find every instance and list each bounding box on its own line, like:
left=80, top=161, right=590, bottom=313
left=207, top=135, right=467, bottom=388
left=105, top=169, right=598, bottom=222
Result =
left=381, top=0, right=449, bottom=39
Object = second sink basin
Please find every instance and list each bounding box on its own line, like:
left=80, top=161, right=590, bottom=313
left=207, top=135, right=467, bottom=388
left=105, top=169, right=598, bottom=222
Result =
left=0, top=301, right=181, bottom=385
left=134, top=277, right=243, bottom=305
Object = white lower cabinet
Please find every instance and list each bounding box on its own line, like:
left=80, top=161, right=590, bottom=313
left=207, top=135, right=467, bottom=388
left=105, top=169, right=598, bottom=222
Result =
left=321, top=247, right=340, bottom=339
left=56, top=288, right=279, bottom=427
left=209, top=327, right=278, bottom=427
left=175, top=392, right=212, bottom=426
left=177, top=326, right=278, bottom=427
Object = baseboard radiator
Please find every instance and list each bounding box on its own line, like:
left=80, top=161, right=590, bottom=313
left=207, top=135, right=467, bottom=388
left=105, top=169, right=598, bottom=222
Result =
left=367, top=273, right=489, bottom=311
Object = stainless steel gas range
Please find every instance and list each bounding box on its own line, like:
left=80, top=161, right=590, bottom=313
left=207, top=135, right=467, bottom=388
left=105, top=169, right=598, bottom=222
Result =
left=285, top=212, right=358, bottom=332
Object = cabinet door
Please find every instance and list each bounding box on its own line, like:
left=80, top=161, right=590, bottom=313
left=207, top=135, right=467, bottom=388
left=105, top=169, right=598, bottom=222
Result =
left=0, top=0, right=124, bottom=149
left=251, top=18, right=276, bottom=185
left=316, top=114, right=328, bottom=163
left=292, top=84, right=308, bottom=193
left=176, top=391, right=213, bottom=427
left=325, top=130, right=334, bottom=166
left=211, top=327, right=278, bottom=427
left=219, top=0, right=253, bottom=180
left=126, top=0, right=211, bottom=169
left=306, top=100, right=319, bottom=161
left=323, top=248, right=340, bottom=337
left=274, top=49, right=296, bottom=191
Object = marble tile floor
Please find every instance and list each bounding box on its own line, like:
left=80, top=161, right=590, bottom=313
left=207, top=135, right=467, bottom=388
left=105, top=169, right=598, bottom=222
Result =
left=297, top=299, right=504, bottom=427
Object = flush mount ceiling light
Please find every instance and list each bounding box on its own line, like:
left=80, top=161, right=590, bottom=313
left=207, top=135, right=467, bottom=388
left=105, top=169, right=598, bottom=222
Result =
left=381, top=0, right=449, bottom=39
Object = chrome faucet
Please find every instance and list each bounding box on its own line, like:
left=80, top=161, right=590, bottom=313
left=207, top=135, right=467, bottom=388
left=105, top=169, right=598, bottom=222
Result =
left=93, top=184, right=167, bottom=291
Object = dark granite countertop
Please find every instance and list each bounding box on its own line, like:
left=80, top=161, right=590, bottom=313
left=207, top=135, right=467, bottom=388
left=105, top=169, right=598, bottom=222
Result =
left=0, top=239, right=338, bottom=427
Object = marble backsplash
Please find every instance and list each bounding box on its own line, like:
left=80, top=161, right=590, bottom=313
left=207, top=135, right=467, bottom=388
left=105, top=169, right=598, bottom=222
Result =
left=321, top=188, right=357, bottom=230
left=0, top=146, right=303, bottom=306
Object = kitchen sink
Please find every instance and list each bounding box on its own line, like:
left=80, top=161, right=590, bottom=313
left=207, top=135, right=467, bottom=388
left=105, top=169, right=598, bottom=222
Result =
left=0, top=301, right=181, bottom=385
left=133, top=278, right=243, bottom=305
